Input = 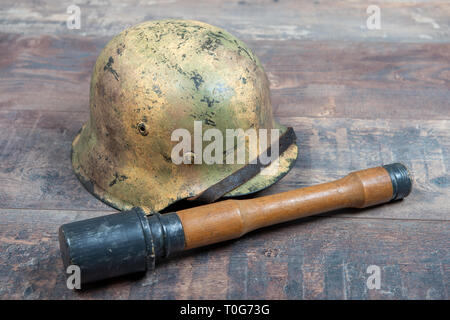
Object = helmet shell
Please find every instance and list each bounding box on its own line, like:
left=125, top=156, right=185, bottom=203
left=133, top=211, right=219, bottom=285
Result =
left=72, top=20, right=298, bottom=213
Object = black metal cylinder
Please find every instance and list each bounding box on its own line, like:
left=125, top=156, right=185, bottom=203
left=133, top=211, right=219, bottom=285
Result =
left=58, top=208, right=185, bottom=285
left=383, top=163, right=413, bottom=201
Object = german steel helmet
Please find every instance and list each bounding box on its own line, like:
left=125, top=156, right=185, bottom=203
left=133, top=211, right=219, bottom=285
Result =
left=72, top=19, right=298, bottom=213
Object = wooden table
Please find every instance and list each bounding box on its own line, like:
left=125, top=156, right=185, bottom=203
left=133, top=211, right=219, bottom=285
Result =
left=0, top=0, right=448, bottom=299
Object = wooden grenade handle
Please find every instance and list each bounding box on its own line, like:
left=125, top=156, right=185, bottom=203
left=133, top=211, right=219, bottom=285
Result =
left=59, top=163, right=412, bottom=284
left=177, top=163, right=412, bottom=249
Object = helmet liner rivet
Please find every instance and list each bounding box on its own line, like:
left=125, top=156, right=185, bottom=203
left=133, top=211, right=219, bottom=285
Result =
left=137, top=122, right=149, bottom=136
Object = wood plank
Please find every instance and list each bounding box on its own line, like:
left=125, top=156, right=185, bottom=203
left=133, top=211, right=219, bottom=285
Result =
left=0, top=1, right=448, bottom=301
left=0, top=34, right=448, bottom=120
left=0, top=208, right=447, bottom=299
left=261, top=41, right=450, bottom=120
left=1, top=109, right=448, bottom=221
left=0, top=34, right=102, bottom=113
left=0, top=110, right=110, bottom=211
left=1, top=0, right=449, bottom=42
left=262, top=116, right=450, bottom=222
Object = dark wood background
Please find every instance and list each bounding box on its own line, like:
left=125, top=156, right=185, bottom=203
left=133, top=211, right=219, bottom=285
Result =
left=0, top=0, right=448, bottom=299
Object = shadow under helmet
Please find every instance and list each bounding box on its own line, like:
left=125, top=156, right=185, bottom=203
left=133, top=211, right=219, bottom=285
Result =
left=72, top=19, right=298, bottom=213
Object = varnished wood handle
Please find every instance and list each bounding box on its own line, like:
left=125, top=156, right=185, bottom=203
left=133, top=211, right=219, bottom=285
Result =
left=178, top=163, right=412, bottom=249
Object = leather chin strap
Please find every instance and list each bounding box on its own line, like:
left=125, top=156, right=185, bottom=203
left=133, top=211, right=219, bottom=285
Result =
left=196, top=127, right=297, bottom=203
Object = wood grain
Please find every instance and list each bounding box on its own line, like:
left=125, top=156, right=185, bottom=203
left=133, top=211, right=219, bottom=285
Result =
left=1, top=0, right=449, bottom=42
left=1, top=109, right=448, bottom=221
left=0, top=208, right=448, bottom=299
left=0, top=35, right=448, bottom=120
left=0, top=0, right=449, bottom=300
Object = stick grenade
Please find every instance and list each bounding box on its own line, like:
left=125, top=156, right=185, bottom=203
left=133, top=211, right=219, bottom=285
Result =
left=59, top=163, right=412, bottom=284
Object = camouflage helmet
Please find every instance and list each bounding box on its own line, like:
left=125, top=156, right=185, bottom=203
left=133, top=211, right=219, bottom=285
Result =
left=72, top=19, right=298, bottom=213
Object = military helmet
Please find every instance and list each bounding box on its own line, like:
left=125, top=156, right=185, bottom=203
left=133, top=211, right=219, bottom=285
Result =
left=72, top=19, right=298, bottom=213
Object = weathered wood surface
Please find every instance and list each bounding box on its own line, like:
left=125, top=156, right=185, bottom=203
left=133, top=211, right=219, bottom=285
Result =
left=1, top=109, right=449, bottom=221
left=1, top=0, right=449, bottom=42
left=0, top=209, right=448, bottom=299
left=1, top=35, right=449, bottom=120
left=0, top=36, right=448, bottom=219
left=0, top=0, right=449, bottom=299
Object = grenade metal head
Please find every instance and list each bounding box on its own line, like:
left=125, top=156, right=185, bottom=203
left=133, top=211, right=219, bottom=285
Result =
left=59, top=208, right=185, bottom=284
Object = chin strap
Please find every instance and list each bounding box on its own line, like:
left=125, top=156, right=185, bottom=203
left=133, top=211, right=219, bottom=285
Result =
left=195, top=127, right=297, bottom=203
